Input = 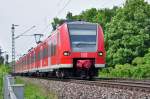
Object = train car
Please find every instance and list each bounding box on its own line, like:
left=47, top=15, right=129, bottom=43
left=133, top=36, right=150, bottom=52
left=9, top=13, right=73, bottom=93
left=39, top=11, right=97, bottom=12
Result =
left=15, top=21, right=106, bottom=78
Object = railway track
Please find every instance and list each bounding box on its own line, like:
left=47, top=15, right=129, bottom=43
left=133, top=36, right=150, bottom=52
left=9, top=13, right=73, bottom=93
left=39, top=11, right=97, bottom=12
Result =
left=18, top=76, right=150, bottom=93
left=68, top=78, right=150, bottom=93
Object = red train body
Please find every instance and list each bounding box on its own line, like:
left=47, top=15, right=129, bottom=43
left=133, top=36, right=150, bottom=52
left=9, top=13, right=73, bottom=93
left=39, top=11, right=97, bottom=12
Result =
left=15, top=21, right=106, bottom=78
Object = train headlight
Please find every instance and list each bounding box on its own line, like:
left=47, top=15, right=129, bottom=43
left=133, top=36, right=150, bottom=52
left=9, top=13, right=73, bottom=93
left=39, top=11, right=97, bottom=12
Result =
left=63, top=51, right=70, bottom=56
left=98, top=52, right=103, bottom=56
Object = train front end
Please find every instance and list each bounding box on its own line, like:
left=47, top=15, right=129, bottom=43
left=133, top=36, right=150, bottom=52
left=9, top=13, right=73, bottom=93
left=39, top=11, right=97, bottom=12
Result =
left=60, top=21, right=106, bottom=78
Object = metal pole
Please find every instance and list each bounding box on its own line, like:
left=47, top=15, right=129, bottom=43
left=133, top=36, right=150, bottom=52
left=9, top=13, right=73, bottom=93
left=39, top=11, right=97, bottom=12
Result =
left=12, top=24, right=15, bottom=73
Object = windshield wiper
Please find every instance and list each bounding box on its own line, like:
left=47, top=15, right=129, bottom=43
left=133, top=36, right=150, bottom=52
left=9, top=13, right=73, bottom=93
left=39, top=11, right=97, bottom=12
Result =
left=73, top=42, right=96, bottom=47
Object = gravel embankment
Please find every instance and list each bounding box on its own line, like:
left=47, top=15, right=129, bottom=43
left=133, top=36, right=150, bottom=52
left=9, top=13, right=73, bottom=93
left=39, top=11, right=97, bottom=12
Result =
left=21, top=77, right=150, bottom=99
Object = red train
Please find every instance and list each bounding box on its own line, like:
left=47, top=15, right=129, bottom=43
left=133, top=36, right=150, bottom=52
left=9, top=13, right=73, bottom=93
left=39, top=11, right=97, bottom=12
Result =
left=15, top=21, right=106, bottom=78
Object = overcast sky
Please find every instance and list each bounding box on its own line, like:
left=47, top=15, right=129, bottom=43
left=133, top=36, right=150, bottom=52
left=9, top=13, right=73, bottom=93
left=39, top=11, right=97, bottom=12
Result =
left=0, top=0, right=149, bottom=61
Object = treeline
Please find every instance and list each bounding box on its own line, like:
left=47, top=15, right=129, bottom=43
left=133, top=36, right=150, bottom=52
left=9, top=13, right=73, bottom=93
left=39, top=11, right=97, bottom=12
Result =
left=51, top=0, right=150, bottom=79
left=0, top=48, right=4, bottom=65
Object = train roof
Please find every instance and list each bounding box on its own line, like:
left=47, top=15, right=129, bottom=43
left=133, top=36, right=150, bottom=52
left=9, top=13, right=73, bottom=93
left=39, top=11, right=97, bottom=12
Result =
left=67, top=21, right=97, bottom=25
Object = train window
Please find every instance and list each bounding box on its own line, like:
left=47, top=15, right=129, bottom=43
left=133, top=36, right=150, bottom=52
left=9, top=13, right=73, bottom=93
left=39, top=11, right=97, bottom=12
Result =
left=50, top=43, right=56, bottom=56
left=25, top=58, right=26, bottom=65
left=53, top=38, right=57, bottom=56
left=53, top=44, right=56, bottom=55
left=27, top=57, right=29, bottom=65
left=51, top=43, right=53, bottom=56
left=32, top=54, right=34, bottom=63
left=48, top=38, right=57, bottom=57
left=26, top=57, right=29, bottom=65
left=30, top=54, right=33, bottom=64
left=37, top=52, right=40, bottom=61
left=25, top=58, right=27, bottom=65
left=68, top=24, right=97, bottom=52
left=43, top=48, right=48, bottom=58
left=28, top=56, right=29, bottom=65
left=23, top=59, right=24, bottom=66
left=48, top=43, right=51, bottom=57
left=34, top=53, right=36, bottom=62
left=29, top=55, right=31, bottom=64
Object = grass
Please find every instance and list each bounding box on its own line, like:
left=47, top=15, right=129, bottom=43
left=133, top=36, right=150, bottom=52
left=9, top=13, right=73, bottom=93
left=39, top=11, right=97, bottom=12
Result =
left=15, top=77, right=58, bottom=99
left=0, top=64, right=10, bottom=99
left=0, top=73, right=3, bottom=99
left=0, top=64, right=57, bottom=99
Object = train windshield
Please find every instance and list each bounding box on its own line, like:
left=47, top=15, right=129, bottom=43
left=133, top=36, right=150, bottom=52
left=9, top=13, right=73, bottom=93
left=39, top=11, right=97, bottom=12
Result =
left=68, top=23, right=97, bottom=52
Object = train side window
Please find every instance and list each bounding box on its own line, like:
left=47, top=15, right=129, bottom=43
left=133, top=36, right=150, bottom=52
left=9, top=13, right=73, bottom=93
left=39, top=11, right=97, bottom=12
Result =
left=53, top=37, right=57, bottom=56
left=24, top=58, right=26, bottom=66
left=27, top=56, right=29, bottom=65
left=32, top=54, right=34, bottom=63
left=48, top=38, right=56, bottom=57
left=26, top=57, right=27, bottom=66
left=29, top=56, right=30, bottom=65
left=38, top=51, right=40, bottom=61
left=48, top=43, right=51, bottom=57
left=53, top=44, right=56, bottom=56
left=51, top=43, right=53, bottom=56
left=26, top=57, right=28, bottom=65
left=43, top=47, right=48, bottom=58
left=34, top=53, right=36, bottom=62
left=27, top=57, right=28, bottom=65
left=31, top=54, right=33, bottom=64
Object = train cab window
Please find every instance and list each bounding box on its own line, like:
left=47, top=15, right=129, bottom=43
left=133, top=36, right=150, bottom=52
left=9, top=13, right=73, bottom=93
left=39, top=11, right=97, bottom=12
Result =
left=68, top=23, right=97, bottom=52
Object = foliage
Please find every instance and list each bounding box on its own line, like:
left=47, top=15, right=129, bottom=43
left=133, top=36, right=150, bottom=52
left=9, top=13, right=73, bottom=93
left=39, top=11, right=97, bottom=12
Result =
left=51, top=7, right=118, bottom=30
left=100, top=49, right=150, bottom=79
left=51, top=18, right=65, bottom=30
left=105, top=0, right=150, bottom=66
left=0, top=65, right=10, bottom=99
left=0, top=56, right=4, bottom=65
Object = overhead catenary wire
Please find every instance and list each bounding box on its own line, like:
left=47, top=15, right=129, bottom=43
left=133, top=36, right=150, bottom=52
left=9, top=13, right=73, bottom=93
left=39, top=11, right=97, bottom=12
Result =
left=15, top=25, right=36, bottom=39
left=55, top=0, right=71, bottom=17
left=57, top=0, right=64, bottom=6
left=42, top=0, right=72, bottom=36
left=14, top=0, right=72, bottom=60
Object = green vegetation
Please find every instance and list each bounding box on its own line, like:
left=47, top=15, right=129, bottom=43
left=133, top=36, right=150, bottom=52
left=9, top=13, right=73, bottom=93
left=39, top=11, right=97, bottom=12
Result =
left=0, top=64, right=57, bottom=99
left=105, top=0, right=150, bottom=66
left=0, top=64, right=10, bottom=99
left=16, top=77, right=58, bottom=99
left=100, top=49, right=150, bottom=79
left=51, top=7, right=117, bottom=30
left=51, top=0, right=150, bottom=79
left=0, top=56, right=4, bottom=65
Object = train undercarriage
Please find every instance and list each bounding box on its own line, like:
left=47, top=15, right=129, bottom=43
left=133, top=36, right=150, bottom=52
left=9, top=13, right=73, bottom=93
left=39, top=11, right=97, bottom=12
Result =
left=16, top=58, right=99, bottom=79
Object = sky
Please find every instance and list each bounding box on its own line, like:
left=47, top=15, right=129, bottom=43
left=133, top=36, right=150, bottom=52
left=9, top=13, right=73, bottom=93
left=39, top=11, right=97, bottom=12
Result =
left=0, top=0, right=149, bottom=61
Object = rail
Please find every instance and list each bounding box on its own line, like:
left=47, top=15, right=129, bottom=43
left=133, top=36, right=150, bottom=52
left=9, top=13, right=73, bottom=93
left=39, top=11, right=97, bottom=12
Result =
left=3, top=75, right=24, bottom=99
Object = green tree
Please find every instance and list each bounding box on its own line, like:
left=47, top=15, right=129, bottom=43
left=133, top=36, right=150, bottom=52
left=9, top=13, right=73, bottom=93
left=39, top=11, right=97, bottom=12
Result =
left=105, top=0, right=150, bottom=66
left=51, top=7, right=117, bottom=30
left=66, top=12, right=74, bottom=20
left=51, top=18, right=65, bottom=30
left=0, top=56, right=4, bottom=65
